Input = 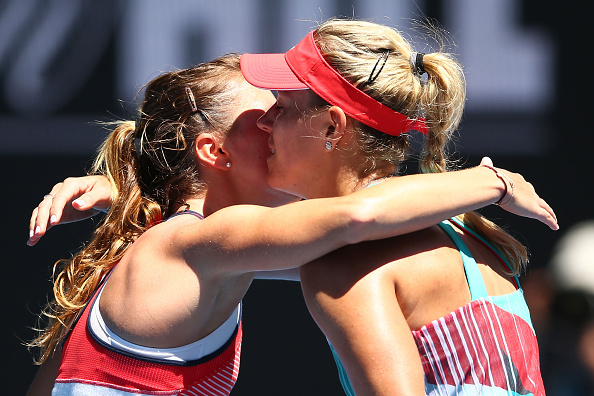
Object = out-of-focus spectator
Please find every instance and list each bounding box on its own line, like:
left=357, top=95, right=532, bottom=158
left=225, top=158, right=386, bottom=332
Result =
left=525, top=221, right=594, bottom=395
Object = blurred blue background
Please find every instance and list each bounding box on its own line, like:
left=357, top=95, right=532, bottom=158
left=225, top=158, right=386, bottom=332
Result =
left=2, top=0, right=593, bottom=394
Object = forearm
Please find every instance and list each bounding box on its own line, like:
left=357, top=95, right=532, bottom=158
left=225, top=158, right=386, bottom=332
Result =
left=347, top=165, right=512, bottom=243
left=199, top=164, right=550, bottom=274
left=196, top=199, right=360, bottom=273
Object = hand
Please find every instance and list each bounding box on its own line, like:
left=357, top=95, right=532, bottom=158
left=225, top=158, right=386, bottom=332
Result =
left=480, top=157, right=558, bottom=231
left=27, top=175, right=114, bottom=246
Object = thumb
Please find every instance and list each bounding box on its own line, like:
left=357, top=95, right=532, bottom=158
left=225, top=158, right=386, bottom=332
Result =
left=480, top=156, right=494, bottom=167
left=72, top=192, right=109, bottom=211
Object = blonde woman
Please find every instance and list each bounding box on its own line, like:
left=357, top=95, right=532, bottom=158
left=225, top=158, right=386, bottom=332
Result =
left=239, top=19, right=549, bottom=395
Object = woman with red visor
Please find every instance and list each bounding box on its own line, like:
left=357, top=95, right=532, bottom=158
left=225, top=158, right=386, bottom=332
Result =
left=239, top=19, right=548, bottom=396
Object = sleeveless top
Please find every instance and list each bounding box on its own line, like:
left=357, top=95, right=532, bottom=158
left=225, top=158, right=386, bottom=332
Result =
left=332, top=218, right=545, bottom=396
left=52, top=210, right=244, bottom=396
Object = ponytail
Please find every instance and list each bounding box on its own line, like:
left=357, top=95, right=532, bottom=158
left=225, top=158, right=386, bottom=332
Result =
left=28, top=121, right=161, bottom=364
left=419, top=48, right=528, bottom=275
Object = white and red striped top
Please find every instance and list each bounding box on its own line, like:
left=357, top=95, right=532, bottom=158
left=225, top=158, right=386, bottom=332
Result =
left=52, top=282, right=242, bottom=396
left=52, top=211, right=243, bottom=396
left=332, top=219, right=545, bottom=395
left=413, top=294, right=544, bottom=395
left=413, top=220, right=544, bottom=395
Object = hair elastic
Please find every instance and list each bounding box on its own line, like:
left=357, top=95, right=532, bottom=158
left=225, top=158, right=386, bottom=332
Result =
left=133, top=137, right=143, bottom=159
left=185, top=86, right=198, bottom=113
left=410, top=52, right=425, bottom=75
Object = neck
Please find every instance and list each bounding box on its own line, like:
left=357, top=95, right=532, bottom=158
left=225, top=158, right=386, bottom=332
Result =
left=175, top=197, right=207, bottom=216
left=334, top=166, right=395, bottom=196
left=199, top=169, right=299, bottom=217
left=319, top=136, right=396, bottom=197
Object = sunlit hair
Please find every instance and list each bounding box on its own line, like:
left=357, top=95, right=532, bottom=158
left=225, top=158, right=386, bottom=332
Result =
left=312, top=18, right=527, bottom=273
left=28, top=54, right=243, bottom=364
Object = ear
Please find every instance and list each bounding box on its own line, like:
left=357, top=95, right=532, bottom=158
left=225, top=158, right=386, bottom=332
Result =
left=195, top=133, right=230, bottom=170
left=325, top=106, right=348, bottom=142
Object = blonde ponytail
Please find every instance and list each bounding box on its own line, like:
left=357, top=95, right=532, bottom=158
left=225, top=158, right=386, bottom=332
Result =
left=415, top=36, right=527, bottom=275
left=314, top=18, right=528, bottom=275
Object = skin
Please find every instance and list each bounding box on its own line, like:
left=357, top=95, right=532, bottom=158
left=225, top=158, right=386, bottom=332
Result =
left=256, top=89, right=541, bottom=395
left=301, top=226, right=521, bottom=395
left=26, top=81, right=557, bottom=395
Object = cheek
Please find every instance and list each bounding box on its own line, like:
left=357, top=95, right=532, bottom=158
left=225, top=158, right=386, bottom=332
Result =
left=239, top=129, right=270, bottom=166
left=250, top=130, right=272, bottom=159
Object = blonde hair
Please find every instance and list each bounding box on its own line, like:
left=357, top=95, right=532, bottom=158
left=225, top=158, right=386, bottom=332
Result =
left=314, top=19, right=527, bottom=273
left=28, top=54, right=243, bottom=364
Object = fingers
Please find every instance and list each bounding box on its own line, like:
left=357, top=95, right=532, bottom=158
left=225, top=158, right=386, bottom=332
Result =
left=27, top=175, right=113, bottom=246
left=48, top=176, right=109, bottom=223
left=28, top=207, right=40, bottom=246
left=27, top=178, right=85, bottom=246
left=71, top=192, right=102, bottom=211
left=69, top=175, right=113, bottom=212
left=27, top=185, right=62, bottom=246
left=539, top=198, right=559, bottom=231
left=46, top=180, right=73, bottom=226
left=491, top=164, right=559, bottom=231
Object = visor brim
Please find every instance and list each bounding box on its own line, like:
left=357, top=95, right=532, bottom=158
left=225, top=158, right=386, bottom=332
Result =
left=240, top=53, right=308, bottom=90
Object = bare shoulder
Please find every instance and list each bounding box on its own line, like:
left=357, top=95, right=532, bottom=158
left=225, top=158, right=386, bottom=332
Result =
left=98, top=218, right=212, bottom=347
left=301, top=226, right=451, bottom=292
left=300, top=225, right=471, bottom=330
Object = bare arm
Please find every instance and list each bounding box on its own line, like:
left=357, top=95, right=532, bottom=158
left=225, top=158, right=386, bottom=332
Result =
left=27, top=162, right=557, bottom=273
left=26, top=346, right=62, bottom=396
left=300, top=256, right=424, bottom=396
left=172, top=162, right=555, bottom=274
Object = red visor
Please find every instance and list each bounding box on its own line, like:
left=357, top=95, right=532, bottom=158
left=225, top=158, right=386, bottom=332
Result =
left=240, top=31, right=427, bottom=136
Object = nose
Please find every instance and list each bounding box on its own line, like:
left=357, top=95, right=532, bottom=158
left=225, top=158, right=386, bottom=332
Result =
left=257, top=107, right=274, bottom=133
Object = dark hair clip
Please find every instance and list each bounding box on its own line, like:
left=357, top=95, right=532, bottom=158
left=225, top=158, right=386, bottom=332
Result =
left=368, top=50, right=391, bottom=84
left=185, top=86, right=198, bottom=113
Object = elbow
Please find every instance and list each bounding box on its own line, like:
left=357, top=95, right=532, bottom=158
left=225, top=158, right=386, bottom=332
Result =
left=343, top=196, right=382, bottom=245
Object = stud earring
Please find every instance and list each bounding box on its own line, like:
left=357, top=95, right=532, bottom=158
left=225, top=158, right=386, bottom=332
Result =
left=226, top=162, right=231, bottom=168
left=325, top=141, right=332, bottom=151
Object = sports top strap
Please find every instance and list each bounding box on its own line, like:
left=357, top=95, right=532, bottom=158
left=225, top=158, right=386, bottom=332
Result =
left=449, top=217, right=520, bottom=288
left=167, top=210, right=205, bottom=221
left=438, top=221, right=489, bottom=301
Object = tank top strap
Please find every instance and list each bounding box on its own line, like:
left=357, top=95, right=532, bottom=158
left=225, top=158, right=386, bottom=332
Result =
left=448, top=217, right=520, bottom=288
left=438, top=221, right=489, bottom=301
left=166, top=210, right=205, bottom=221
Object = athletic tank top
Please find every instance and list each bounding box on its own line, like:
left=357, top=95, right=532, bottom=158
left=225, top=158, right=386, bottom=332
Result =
left=53, top=210, right=244, bottom=396
left=332, top=218, right=545, bottom=396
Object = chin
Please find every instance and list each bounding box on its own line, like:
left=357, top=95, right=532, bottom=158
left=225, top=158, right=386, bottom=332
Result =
left=268, top=169, right=312, bottom=199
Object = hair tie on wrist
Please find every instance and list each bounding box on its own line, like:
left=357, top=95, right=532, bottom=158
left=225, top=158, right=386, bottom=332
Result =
left=482, top=165, right=515, bottom=206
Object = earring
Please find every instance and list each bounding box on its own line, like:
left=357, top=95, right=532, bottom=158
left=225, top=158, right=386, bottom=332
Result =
left=325, top=141, right=332, bottom=151
left=226, top=162, right=231, bottom=168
